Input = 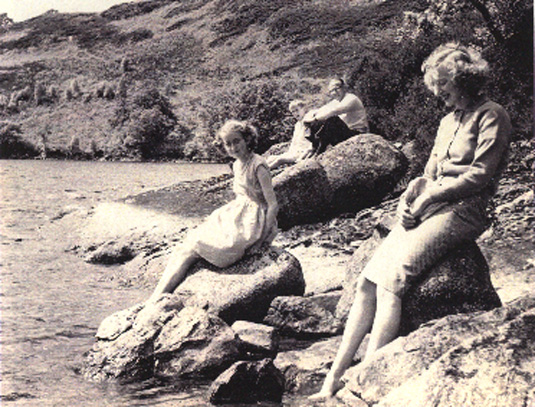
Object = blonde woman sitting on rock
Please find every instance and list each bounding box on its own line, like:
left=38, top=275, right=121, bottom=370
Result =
left=309, top=42, right=512, bottom=400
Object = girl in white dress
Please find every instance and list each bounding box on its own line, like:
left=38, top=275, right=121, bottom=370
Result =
left=150, top=120, right=279, bottom=301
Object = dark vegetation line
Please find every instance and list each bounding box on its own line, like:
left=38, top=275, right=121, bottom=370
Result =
left=0, top=0, right=532, bottom=167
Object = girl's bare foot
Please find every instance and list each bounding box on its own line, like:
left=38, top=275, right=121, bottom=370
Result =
left=308, top=376, right=344, bottom=401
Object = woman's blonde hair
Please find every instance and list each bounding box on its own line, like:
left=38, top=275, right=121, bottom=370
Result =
left=217, top=119, right=258, bottom=151
left=422, top=42, right=489, bottom=98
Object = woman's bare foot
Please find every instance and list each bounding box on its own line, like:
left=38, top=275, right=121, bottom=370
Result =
left=308, top=376, right=344, bottom=401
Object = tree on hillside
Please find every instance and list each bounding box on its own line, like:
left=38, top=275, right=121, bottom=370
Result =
left=397, top=0, right=532, bottom=140
left=116, top=88, right=178, bottom=159
left=0, top=13, right=13, bottom=30
left=408, top=0, right=531, bottom=44
left=0, top=122, right=38, bottom=158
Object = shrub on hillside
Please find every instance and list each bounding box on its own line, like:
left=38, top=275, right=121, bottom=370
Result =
left=193, top=80, right=293, bottom=155
left=157, top=124, right=193, bottom=159
left=101, top=0, right=173, bottom=21
left=347, top=33, right=446, bottom=141
left=118, top=76, right=128, bottom=100
left=0, top=94, right=9, bottom=110
left=386, top=0, right=533, bottom=142
left=132, top=88, right=175, bottom=118
left=211, top=0, right=290, bottom=44
left=0, top=122, right=38, bottom=158
left=1, top=13, right=119, bottom=50
left=116, top=88, right=178, bottom=159
left=116, top=28, right=153, bottom=45
left=123, top=107, right=176, bottom=158
left=95, top=82, right=116, bottom=100
left=47, top=85, right=59, bottom=100
left=34, top=82, right=46, bottom=105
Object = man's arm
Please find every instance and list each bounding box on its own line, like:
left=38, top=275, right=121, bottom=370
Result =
left=313, top=95, right=360, bottom=121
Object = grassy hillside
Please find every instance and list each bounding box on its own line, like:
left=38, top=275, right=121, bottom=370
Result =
left=0, top=0, right=532, bottom=161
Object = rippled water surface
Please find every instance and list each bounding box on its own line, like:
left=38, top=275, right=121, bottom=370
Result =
left=0, top=159, right=236, bottom=406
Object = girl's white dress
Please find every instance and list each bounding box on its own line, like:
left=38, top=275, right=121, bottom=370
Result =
left=185, top=154, right=276, bottom=268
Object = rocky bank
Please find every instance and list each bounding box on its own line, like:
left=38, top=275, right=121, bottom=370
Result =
left=71, top=135, right=534, bottom=405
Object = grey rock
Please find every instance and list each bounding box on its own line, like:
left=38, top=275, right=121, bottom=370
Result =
left=231, top=320, right=280, bottom=358
left=273, top=336, right=367, bottom=394
left=153, top=307, right=241, bottom=380
left=273, top=159, right=333, bottom=229
left=400, top=240, right=502, bottom=334
left=334, top=387, right=369, bottom=407
left=173, top=247, right=305, bottom=324
left=274, top=337, right=340, bottom=393
left=82, top=249, right=302, bottom=383
left=132, top=294, right=185, bottom=338
left=306, top=291, right=342, bottom=314
left=341, top=296, right=535, bottom=407
left=264, top=295, right=342, bottom=337
left=209, top=359, right=285, bottom=404
left=83, top=300, right=241, bottom=382
left=270, top=134, right=407, bottom=229
left=318, top=134, right=408, bottom=214
left=263, top=141, right=290, bottom=157
left=95, top=303, right=144, bottom=341
left=83, top=295, right=186, bottom=383
left=82, top=326, right=155, bottom=383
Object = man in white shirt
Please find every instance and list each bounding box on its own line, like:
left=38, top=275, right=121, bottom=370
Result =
left=303, top=78, right=369, bottom=155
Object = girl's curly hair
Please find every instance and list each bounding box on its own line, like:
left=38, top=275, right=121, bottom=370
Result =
left=422, top=42, right=489, bottom=99
left=217, top=119, right=258, bottom=151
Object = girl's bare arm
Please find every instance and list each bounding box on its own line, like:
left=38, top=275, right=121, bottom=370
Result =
left=257, top=165, right=279, bottom=241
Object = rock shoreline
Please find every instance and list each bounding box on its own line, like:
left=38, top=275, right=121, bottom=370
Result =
left=71, top=136, right=535, bottom=405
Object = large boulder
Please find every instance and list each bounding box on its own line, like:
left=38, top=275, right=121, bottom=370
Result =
left=274, top=337, right=342, bottom=393
left=336, top=216, right=502, bottom=334
left=263, top=141, right=290, bottom=157
left=272, top=134, right=407, bottom=229
left=340, top=296, right=535, bottom=407
left=273, top=336, right=368, bottom=393
left=318, top=134, right=408, bottom=214
left=173, top=247, right=305, bottom=324
left=153, top=307, right=241, bottom=379
left=83, top=321, right=156, bottom=383
left=82, top=247, right=304, bottom=382
left=231, top=320, right=280, bottom=359
left=82, top=300, right=241, bottom=382
left=273, top=159, right=333, bottom=229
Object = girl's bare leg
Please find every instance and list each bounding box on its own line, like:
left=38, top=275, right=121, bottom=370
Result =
left=364, top=286, right=401, bottom=359
left=149, top=247, right=200, bottom=302
left=308, top=277, right=377, bottom=400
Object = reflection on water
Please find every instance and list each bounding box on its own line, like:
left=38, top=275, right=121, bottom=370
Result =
left=0, top=160, right=231, bottom=406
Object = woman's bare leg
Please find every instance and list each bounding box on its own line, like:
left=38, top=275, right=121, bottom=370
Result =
left=364, top=286, right=401, bottom=359
left=149, top=247, right=200, bottom=301
left=309, top=277, right=377, bottom=400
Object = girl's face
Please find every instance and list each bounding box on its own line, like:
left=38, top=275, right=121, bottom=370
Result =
left=221, top=131, right=249, bottom=160
left=435, top=65, right=465, bottom=109
left=290, top=105, right=306, bottom=121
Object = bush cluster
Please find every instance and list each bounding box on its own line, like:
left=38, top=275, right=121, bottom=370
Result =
left=182, top=79, right=298, bottom=161
left=0, top=122, right=38, bottom=158
left=342, top=1, right=532, bottom=161
left=112, top=88, right=183, bottom=159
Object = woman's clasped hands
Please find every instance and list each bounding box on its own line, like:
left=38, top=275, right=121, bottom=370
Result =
left=397, top=177, right=436, bottom=230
